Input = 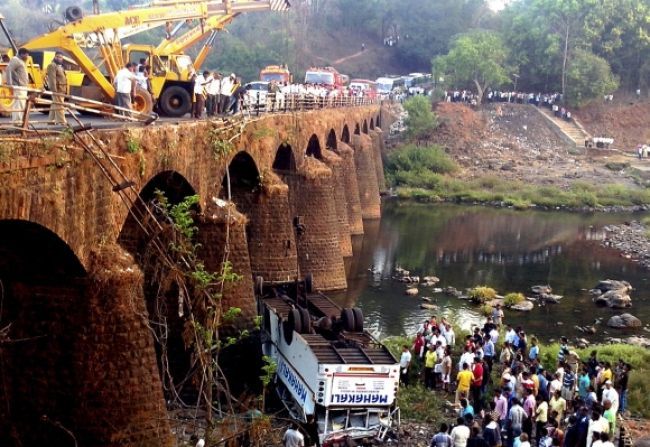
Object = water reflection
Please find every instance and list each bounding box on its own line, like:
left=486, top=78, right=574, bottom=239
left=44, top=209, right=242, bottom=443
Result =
left=331, top=202, right=649, bottom=341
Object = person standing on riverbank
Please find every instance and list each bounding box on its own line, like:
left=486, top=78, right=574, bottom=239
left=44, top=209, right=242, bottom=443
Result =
left=425, top=344, right=437, bottom=389
left=456, top=363, right=473, bottom=404
left=400, top=345, right=412, bottom=386
left=471, top=357, right=484, bottom=411
left=283, top=422, right=305, bottom=447
left=492, top=304, right=504, bottom=327
left=431, top=423, right=453, bottom=447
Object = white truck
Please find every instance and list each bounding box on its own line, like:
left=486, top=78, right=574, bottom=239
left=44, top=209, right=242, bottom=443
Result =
left=255, top=276, right=400, bottom=446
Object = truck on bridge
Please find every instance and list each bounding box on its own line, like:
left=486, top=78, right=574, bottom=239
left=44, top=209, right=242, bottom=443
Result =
left=260, top=64, right=292, bottom=83
left=305, top=66, right=349, bottom=91
left=256, top=276, right=400, bottom=446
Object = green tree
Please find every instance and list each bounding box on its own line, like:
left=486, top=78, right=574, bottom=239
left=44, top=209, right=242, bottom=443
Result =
left=433, top=30, right=510, bottom=105
left=403, top=96, right=438, bottom=143
left=565, top=49, right=619, bottom=106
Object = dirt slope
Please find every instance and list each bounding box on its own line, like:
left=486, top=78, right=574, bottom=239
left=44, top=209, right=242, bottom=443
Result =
left=432, top=102, right=640, bottom=188
left=575, top=100, right=650, bottom=151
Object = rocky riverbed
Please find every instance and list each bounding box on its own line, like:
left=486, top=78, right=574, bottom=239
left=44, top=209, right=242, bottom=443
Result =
left=602, top=220, right=650, bottom=269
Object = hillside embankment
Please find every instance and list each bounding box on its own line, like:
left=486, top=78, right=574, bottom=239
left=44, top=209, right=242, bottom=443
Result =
left=389, top=101, right=650, bottom=210
left=433, top=102, right=646, bottom=190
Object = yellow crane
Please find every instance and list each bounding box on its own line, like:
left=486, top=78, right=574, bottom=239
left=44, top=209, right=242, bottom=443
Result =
left=120, top=12, right=237, bottom=116
left=5, top=0, right=289, bottom=116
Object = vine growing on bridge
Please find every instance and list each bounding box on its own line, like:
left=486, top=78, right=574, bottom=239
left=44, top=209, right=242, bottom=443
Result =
left=140, top=190, right=267, bottom=443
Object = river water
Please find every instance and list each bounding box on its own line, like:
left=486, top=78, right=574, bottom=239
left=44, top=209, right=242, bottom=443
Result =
left=331, top=201, right=650, bottom=342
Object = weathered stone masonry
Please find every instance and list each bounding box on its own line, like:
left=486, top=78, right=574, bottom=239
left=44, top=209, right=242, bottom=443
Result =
left=0, top=105, right=394, bottom=446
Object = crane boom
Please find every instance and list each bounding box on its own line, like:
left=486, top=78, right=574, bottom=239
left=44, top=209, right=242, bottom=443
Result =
left=156, top=13, right=236, bottom=56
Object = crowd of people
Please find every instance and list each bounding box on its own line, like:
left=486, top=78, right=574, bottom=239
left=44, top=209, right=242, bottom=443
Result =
left=443, top=89, right=576, bottom=122
left=1, top=48, right=377, bottom=124
left=399, top=308, right=631, bottom=447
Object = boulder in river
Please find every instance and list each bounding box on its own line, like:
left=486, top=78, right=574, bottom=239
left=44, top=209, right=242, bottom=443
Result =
left=531, top=285, right=552, bottom=295
left=405, top=288, right=419, bottom=296
left=422, top=276, right=440, bottom=286
left=607, top=313, right=642, bottom=329
left=443, top=287, right=462, bottom=298
left=420, top=303, right=438, bottom=310
left=511, top=300, right=534, bottom=312
left=594, top=290, right=632, bottom=308
left=595, top=279, right=632, bottom=293
left=592, top=279, right=632, bottom=308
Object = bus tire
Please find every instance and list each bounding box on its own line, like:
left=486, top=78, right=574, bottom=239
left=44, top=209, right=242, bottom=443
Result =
left=299, top=308, right=311, bottom=334
left=254, top=276, right=264, bottom=297
left=285, top=308, right=301, bottom=345
left=304, top=273, right=314, bottom=294
left=352, top=307, right=364, bottom=332
left=341, top=308, right=355, bottom=332
left=159, top=85, right=192, bottom=117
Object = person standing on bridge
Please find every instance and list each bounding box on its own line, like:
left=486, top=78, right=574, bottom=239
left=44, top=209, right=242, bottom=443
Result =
left=6, top=48, right=30, bottom=125
left=192, top=70, right=210, bottom=119
left=219, top=73, right=234, bottom=115
left=114, top=62, right=136, bottom=117
left=206, top=71, right=221, bottom=117
left=46, top=52, right=67, bottom=125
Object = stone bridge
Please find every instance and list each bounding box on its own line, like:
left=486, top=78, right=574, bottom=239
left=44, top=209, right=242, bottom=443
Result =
left=0, top=104, right=395, bottom=446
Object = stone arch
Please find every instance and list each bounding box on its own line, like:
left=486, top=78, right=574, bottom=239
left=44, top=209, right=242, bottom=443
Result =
left=354, top=123, right=361, bottom=135
left=326, top=128, right=338, bottom=151
left=0, top=219, right=87, bottom=445
left=220, top=151, right=261, bottom=202
left=376, top=114, right=381, bottom=128
left=362, top=119, right=369, bottom=134
left=273, top=143, right=297, bottom=173
left=306, top=134, right=323, bottom=159
left=119, top=170, right=198, bottom=258
left=369, top=117, right=375, bottom=130
left=117, top=170, right=198, bottom=403
left=341, top=124, right=351, bottom=144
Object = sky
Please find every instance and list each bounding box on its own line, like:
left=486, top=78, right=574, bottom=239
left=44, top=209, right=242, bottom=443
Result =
left=488, top=0, right=508, bottom=11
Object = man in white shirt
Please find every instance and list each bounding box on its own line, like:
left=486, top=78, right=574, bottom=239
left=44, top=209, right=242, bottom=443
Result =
left=436, top=331, right=447, bottom=348
left=549, top=373, right=562, bottom=396
left=400, top=345, right=412, bottom=386
left=206, top=71, right=221, bottom=116
left=601, top=380, right=619, bottom=415
left=444, top=323, right=455, bottom=346
left=450, top=418, right=470, bottom=447
left=219, top=74, right=234, bottom=114
left=458, top=347, right=474, bottom=372
left=282, top=422, right=304, bottom=447
left=489, top=327, right=499, bottom=344
left=6, top=47, right=30, bottom=124
left=192, top=70, right=210, bottom=119
left=114, top=62, right=136, bottom=116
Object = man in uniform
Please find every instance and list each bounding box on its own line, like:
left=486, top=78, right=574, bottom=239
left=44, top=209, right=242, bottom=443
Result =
left=6, top=47, right=30, bottom=124
left=46, top=52, right=67, bottom=125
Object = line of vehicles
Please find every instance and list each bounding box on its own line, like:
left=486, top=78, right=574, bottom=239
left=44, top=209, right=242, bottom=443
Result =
left=244, top=66, right=431, bottom=107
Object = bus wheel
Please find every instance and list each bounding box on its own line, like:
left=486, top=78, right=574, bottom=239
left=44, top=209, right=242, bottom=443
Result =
left=352, top=307, right=364, bottom=332
left=341, top=308, right=355, bottom=332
